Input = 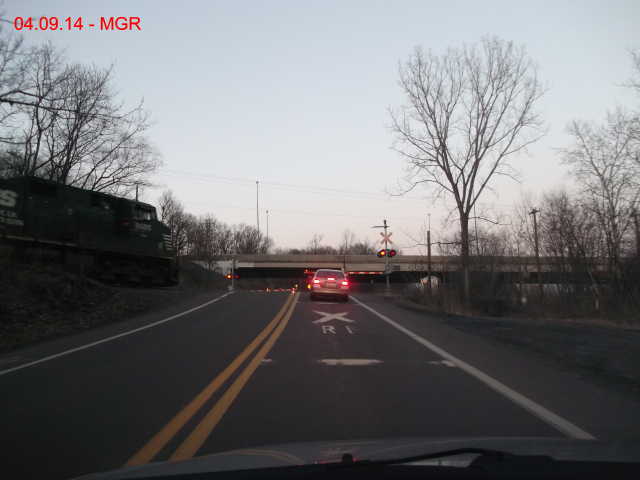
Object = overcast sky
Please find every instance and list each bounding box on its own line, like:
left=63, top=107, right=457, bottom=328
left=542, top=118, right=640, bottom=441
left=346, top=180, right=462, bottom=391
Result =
left=9, top=0, right=639, bottom=253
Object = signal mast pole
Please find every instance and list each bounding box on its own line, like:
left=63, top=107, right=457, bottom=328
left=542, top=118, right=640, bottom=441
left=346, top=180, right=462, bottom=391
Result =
left=372, top=219, right=391, bottom=296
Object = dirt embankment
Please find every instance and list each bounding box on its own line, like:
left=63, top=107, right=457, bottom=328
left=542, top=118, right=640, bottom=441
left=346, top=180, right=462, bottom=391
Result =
left=0, top=260, right=227, bottom=354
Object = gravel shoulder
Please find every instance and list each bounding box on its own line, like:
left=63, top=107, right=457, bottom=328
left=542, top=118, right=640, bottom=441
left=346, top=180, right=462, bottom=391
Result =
left=395, top=297, right=640, bottom=401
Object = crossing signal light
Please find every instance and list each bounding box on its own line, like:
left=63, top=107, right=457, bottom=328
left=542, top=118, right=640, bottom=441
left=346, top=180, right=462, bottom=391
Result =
left=388, top=249, right=396, bottom=257
left=376, top=249, right=397, bottom=257
left=377, top=249, right=386, bottom=257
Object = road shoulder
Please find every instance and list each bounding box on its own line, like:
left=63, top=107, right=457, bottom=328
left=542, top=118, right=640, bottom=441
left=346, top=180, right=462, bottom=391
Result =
left=355, top=293, right=640, bottom=440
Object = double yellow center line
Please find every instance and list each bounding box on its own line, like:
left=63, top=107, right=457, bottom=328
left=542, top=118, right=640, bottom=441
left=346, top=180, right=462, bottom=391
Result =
left=126, top=292, right=299, bottom=466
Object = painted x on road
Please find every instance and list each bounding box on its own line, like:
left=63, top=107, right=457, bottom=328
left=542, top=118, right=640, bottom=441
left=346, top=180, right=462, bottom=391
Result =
left=312, top=311, right=355, bottom=324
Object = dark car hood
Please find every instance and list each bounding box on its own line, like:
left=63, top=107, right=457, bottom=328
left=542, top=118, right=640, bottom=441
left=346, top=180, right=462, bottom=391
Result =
left=75, top=436, right=640, bottom=479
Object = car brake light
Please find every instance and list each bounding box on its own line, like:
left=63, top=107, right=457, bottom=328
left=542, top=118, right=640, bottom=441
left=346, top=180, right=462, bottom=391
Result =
left=313, top=279, right=320, bottom=284
left=341, top=281, right=348, bottom=286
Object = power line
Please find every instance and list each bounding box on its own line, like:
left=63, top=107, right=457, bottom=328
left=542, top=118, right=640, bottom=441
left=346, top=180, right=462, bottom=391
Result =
left=160, top=169, right=526, bottom=213
left=182, top=200, right=428, bottom=221
left=160, top=168, right=428, bottom=202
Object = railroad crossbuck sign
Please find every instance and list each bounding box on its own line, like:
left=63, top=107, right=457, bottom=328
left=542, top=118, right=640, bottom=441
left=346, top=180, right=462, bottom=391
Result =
left=379, top=231, right=393, bottom=244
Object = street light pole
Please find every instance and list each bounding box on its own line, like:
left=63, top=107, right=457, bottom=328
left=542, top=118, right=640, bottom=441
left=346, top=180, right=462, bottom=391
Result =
left=256, top=181, right=260, bottom=236
left=266, top=209, right=270, bottom=255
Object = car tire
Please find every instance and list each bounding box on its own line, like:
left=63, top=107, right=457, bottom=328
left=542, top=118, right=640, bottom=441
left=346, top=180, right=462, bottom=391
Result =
left=342, top=295, right=349, bottom=302
left=310, top=293, right=316, bottom=301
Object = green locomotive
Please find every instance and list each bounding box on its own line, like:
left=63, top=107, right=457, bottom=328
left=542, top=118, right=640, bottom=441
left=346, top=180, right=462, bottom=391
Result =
left=0, top=176, right=178, bottom=285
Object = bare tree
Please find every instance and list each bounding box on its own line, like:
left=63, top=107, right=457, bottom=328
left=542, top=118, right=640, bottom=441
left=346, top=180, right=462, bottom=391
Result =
left=233, top=223, right=269, bottom=254
left=0, top=39, right=159, bottom=195
left=46, top=64, right=158, bottom=193
left=215, top=222, right=235, bottom=255
left=390, top=37, right=545, bottom=300
left=308, top=233, right=324, bottom=254
left=350, top=239, right=376, bottom=255
left=339, top=229, right=357, bottom=254
left=9, top=44, right=67, bottom=178
left=0, top=29, right=29, bottom=130
left=0, top=28, right=116, bottom=119
left=538, top=190, right=604, bottom=300
left=158, top=190, right=191, bottom=257
left=193, top=215, right=219, bottom=270
left=563, top=110, right=639, bottom=288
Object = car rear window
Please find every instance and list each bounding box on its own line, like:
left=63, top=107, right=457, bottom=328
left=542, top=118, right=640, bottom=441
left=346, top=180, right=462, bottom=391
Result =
left=315, top=271, right=345, bottom=279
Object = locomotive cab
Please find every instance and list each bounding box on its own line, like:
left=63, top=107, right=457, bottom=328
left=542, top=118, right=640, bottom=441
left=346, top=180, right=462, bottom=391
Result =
left=0, top=176, right=178, bottom=286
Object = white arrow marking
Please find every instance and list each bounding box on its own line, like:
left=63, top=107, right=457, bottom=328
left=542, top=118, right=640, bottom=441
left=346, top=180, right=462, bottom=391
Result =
left=428, top=360, right=457, bottom=368
left=312, top=311, right=355, bottom=324
left=319, top=359, right=383, bottom=366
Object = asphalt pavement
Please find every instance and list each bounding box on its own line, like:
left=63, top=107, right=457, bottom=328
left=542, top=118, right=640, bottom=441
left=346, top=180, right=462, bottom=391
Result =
left=1, top=289, right=639, bottom=479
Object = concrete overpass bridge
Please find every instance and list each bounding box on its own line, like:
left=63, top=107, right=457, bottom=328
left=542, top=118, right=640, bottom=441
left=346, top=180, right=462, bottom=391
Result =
left=197, top=254, right=608, bottom=283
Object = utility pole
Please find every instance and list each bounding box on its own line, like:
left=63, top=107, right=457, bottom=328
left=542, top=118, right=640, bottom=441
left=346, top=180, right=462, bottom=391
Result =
left=266, top=209, right=269, bottom=254
left=474, top=204, right=480, bottom=256
left=135, top=183, right=139, bottom=202
left=633, top=208, right=640, bottom=258
left=256, top=181, right=260, bottom=236
left=383, top=219, right=390, bottom=295
left=425, top=214, right=432, bottom=296
left=427, top=228, right=432, bottom=295
left=530, top=208, right=543, bottom=300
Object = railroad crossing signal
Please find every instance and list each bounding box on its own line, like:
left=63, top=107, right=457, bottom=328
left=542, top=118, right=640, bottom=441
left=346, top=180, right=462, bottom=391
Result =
left=377, top=248, right=396, bottom=258
left=380, top=231, right=393, bottom=244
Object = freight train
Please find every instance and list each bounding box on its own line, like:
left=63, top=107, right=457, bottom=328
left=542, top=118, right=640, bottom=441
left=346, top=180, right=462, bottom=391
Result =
left=0, top=176, right=178, bottom=285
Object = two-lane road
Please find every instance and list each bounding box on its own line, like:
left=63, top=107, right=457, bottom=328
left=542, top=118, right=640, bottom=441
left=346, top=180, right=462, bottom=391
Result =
left=1, top=290, right=639, bottom=479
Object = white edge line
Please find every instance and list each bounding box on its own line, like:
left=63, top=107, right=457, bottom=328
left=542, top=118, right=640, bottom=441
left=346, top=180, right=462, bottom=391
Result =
left=0, top=291, right=234, bottom=377
left=351, top=295, right=595, bottom=440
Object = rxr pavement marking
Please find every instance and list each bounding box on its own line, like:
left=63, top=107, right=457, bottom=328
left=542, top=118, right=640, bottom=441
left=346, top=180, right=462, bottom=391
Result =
left=312, top=311, right=355, bottom=324
left=321, top=325, right=356, bottom=335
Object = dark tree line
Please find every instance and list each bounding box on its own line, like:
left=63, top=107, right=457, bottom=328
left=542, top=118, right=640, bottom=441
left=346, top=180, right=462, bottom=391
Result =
left=159, top=191, right=379, bottom=261
left=158, top=191, right=271, bottom=266
left=277, top=231, right=378, bottom=255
